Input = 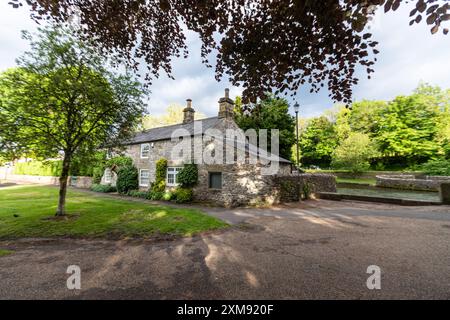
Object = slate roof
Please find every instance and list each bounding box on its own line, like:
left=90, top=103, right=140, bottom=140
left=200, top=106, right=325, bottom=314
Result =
left=126, top=117, right=222, bottom=144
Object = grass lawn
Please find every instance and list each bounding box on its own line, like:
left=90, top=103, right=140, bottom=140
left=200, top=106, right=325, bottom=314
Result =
left=0, top=249, right=13, bottom=257
left=0, top=185, right=228, bottom=239
left=336, top=177, right=376, bottom=185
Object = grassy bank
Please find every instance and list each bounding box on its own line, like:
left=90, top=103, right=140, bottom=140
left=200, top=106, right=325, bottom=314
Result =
left=336, top=177, right=376, bottom=185
left=0, top=185, right=227, bottom=239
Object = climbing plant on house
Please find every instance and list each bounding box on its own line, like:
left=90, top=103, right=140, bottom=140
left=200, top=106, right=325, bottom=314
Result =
left=177, top=164, right=198, bottom=188
left=153, top=158, right=168, bottom=193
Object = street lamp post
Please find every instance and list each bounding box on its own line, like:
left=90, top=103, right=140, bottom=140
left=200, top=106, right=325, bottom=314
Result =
left=294, top=102, right=300, bottom=169
left=294, top=102, right=300, bottom=201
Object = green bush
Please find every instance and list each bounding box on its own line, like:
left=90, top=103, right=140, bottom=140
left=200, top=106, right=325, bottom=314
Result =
left=127, top=190, right=148, bottom=199
left=14, top=160, right=62, bottom=176
left=177, top=164, right=198, bottom=187
left=90, top=184, right=117, bottom=193
left=116, top=165, right=138, bottom=194
left=420, top=158, right=450, bottom=176
left=151, top=180, right=166, bottom=193
left=302, top=182, right=312, bottom=200
left=147, top=190, right=164, bottom=201
left=163, top=191, right=174, bottom=201
left=174, top=187, right=193, bottom=203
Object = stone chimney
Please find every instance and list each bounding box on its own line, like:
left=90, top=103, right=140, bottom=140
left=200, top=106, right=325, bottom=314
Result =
left=218, top=88, right=234, bottom=119
left=183, top=99, right=195, bottom=124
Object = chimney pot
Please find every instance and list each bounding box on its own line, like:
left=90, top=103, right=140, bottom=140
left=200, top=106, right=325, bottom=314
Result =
left=218, top=88, right=234, bottom=119
left=183, top=99, right=195, bottom=124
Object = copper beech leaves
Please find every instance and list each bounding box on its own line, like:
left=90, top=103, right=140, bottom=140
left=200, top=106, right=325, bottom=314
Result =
left=406, top=0, right=450, bottom=34
left=8, top=0, right=450, bottom=104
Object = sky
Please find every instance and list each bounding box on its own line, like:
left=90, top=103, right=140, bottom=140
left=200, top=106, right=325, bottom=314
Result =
left=1, top=2, right=449, bottom=119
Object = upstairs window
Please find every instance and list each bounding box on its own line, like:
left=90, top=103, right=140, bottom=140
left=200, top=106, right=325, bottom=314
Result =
left=208, top=172, right=222, bottom=189
left=167, top=167, right=182, bottom=186
left=140, top=143, right=150, bottom=158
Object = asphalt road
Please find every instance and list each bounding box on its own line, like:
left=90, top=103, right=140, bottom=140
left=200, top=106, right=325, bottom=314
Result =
left=1, top=199, right=450, bottom=299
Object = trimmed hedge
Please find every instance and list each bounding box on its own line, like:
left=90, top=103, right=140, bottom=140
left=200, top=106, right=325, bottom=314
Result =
left=14, top=160, right=62, bottom=176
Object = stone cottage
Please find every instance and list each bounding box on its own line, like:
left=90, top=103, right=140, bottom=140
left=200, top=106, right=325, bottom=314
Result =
left=102, top=89, right=335, bottom=206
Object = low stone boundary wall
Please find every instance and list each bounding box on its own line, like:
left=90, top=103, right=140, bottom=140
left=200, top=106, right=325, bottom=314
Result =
left=440, top=183, right=450, bottom=204
left=376, top=175, right=450, bottom=191
left=2, top=174, right=92, bottom=189
left=317, top=171, right=420, bottom=179
left=273, top=173, right=337, bottom=203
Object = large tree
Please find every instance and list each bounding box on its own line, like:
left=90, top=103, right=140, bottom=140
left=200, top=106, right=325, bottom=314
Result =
left=0, top=26, right=146, bottom=216
left=9, top=0, right=450, bottom=104
left=234, top=95, right=296, bottom=161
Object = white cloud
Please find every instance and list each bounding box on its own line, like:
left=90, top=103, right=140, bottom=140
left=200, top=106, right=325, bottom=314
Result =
left=0, top=2, right=36, bottom=71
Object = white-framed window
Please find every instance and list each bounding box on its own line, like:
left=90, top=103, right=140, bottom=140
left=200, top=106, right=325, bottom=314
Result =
left=166, top=167, right=182, bottom=186
left=140, top=143, right=150, bottom=158
left=104, top=168, right=113, bottom=184
left=139, top=169, right=150, bottom=187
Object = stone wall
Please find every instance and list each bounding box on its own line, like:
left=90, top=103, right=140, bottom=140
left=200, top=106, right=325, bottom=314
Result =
left=123, top=139, right=184, bottom=186
left=272, top=174, right=337, bottom=203
left=193, top=162, right=291, bottom=207
left=440, top=183, right=450, bottom=204
left=69, top=176, right=93, bottom=189
left=376, top=175, right=450, bottom=191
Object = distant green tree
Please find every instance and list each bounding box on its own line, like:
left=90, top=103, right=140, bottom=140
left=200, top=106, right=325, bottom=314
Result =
left=142, top=104, right=206, bottom=129
left=345, top=100, right=387, bottom=136
left=234, top=95, right=296, bottom=161
left=375, top=94, right=442, bottom=166
left=331, top=133, right=379, bottom=173
left=299, top=116, right=338, bottom=168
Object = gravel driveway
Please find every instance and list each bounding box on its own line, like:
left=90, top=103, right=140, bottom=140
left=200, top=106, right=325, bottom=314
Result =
left=1, top=199, right=450, bottom=299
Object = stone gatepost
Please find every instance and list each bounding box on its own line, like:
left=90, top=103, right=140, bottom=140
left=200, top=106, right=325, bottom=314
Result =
left=439, top=183, right=450, bottom=204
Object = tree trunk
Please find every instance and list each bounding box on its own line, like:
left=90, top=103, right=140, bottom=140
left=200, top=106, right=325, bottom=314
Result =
left=55, top=154, right=72, bottom=216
